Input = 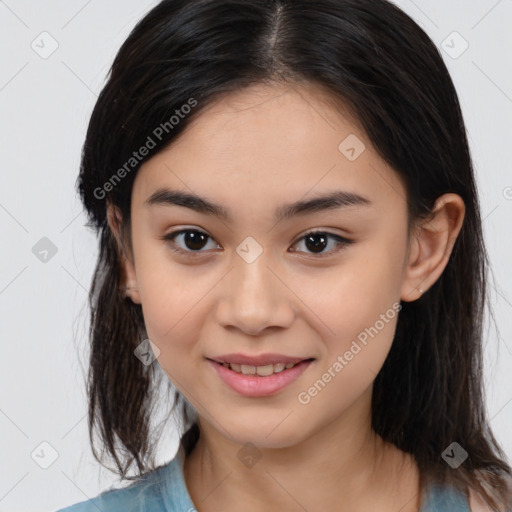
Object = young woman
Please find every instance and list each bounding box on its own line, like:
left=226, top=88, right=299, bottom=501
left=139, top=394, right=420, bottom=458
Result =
left=57, top=0, right=512, bottom=510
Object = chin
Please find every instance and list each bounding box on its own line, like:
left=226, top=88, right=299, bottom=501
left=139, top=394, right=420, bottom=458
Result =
left=218, top=415, right=306, bottom=450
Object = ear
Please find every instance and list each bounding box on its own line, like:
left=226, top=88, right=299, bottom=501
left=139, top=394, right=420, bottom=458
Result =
left=106, top=203, right=141, bottom=305
left=401, top=193, right=465, bottom=302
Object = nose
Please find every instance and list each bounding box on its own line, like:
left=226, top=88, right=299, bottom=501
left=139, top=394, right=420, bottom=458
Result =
left=214, top=251, right=295, bottom=336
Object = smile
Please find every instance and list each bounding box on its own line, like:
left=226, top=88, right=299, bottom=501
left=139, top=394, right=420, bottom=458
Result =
left=207, top=358, right=314, bottom=397
left=219, top=361, right=299, bottom=376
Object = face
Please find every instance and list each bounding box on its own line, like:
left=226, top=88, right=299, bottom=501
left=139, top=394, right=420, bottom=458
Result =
left=122, top=83, right=414, bottom=448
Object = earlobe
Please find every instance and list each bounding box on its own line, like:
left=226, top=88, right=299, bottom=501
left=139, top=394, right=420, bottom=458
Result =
left=400, top=193, right=465, bottom=302
left=106, top=203, right=141, bottom=305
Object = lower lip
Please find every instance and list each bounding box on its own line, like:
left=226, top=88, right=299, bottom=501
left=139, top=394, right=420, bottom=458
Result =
left=207, top=359, right=313, bottom=397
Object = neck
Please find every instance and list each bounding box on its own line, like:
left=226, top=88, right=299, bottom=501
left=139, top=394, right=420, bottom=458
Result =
left=183, top=389, right=420, bottom=511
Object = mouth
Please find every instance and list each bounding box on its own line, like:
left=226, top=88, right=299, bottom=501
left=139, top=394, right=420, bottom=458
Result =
left=208, top=359, right=315, bottom=377
left=206, top=357, right=315, bottom=397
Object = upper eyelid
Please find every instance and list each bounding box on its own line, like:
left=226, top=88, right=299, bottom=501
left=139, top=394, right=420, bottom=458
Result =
left=164, top=227, right=348, bottom=241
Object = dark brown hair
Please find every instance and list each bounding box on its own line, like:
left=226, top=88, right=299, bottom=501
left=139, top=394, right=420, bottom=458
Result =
left=77, top=0, right=512, bottom=509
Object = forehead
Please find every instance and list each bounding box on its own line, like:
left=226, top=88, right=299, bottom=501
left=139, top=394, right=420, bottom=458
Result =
left=132, top=83, right=407, bottom=219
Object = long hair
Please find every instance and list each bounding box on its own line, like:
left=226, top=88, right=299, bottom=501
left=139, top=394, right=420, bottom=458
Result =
left=76, top=0, right=512, bottom=508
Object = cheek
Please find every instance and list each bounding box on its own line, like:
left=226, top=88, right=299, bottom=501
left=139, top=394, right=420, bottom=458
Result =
left=291, top=238, right=404, bottom=393
left=138, top=269, right=207, bottom=345
left=133, top=230, right=202, bottom=310
left=291, top=234, right=405, bottom=339
left=137, top=268, right=212, bottom=392
left=133, top=243, right=218, bottom=369
left=295, top=299, right=401, bottom=420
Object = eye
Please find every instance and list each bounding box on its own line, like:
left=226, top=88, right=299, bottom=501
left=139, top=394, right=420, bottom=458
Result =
left=290, top=230, right=354, bottom=258
left=161, top=229, right=220, bottom=258
left=161, top=228, right=353, bottom=259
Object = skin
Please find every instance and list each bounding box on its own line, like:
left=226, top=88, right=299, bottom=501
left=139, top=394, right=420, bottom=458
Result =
left=108, top=82, right=465, bottom=511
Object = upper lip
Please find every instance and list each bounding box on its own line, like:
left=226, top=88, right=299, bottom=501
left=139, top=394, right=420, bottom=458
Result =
left=208, top=353, right=313, bottom=366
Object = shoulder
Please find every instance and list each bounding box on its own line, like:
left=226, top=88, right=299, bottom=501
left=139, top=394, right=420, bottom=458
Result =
left=54, top=461, right=175, bottom=512
left=422, top=481, right=472, bottom=512
left=469, top=487, right=496, bottom=512
left=468, top=474, right=512, bottom=512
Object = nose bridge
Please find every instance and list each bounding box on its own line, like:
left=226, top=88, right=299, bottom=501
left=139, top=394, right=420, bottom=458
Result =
left=216, top=246, right=294, bottom=334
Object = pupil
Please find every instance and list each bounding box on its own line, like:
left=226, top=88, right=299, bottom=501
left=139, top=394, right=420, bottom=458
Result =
left=305, top=233, right=327, bottom=253
left=185, top=231, right=207, bottom=250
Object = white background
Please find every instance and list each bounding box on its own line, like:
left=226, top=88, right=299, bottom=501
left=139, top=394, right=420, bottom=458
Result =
left=0, top=1, right=511, bottom=510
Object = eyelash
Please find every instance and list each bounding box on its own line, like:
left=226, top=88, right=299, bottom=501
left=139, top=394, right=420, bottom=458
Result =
left=160, top=228, right=354, bottom=259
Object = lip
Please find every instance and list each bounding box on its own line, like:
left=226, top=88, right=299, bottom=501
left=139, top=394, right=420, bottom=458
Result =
left=207, top=358, right=314, bottom=397
left=208, top=353, right=309, bottom=366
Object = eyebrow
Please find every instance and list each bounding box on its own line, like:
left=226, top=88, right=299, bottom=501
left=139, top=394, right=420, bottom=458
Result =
left=144, top=187, right=372, bottom=222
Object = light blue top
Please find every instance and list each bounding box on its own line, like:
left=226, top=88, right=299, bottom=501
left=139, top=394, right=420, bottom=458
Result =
left=55, top=445, right=197, bottom=512
left=55, top=446, right=472, bottom=512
